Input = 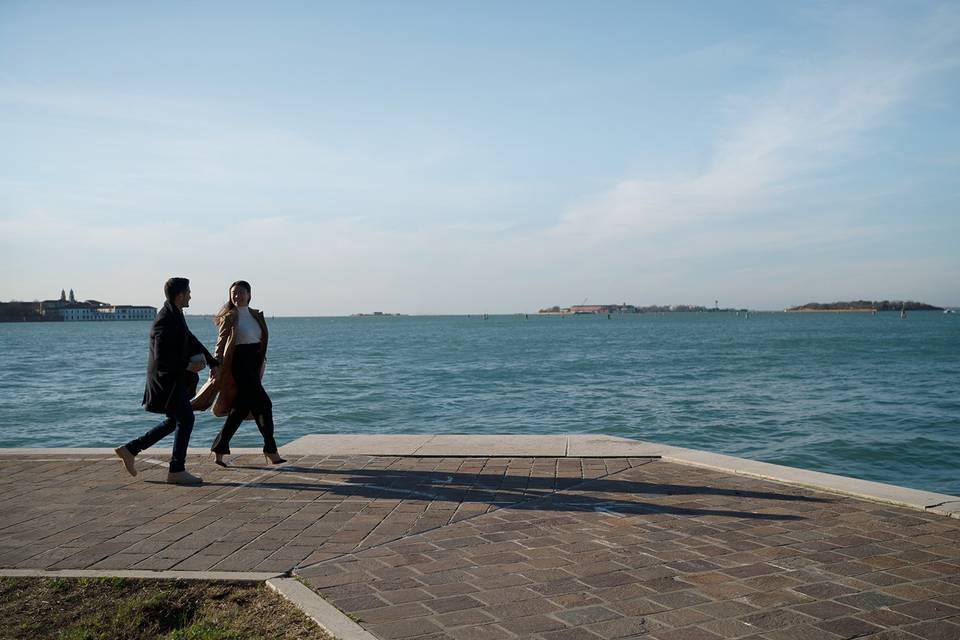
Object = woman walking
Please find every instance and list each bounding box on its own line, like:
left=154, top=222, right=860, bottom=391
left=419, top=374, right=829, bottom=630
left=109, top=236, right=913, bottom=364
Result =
left=193, top=280, right=285, bottom=466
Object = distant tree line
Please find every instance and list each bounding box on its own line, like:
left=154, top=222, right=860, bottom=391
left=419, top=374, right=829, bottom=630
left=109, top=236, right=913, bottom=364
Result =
left=0, top=301, right=42, bottom=322
left=786, top=300, right=942, bottom=311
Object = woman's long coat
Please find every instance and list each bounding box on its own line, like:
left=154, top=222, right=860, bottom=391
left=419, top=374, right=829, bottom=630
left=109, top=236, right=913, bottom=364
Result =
left=144, top=301, right=217, bottom=413
left=191, top=307, right=269, bottom=418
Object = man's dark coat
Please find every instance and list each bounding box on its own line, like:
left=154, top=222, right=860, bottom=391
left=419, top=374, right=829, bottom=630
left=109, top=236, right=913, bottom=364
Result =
left=142, top=301, right=217, bottom=413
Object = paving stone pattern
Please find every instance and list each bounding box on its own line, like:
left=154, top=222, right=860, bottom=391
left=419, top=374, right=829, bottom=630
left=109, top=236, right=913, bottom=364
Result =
left=0, top=454, right=958, bottom=639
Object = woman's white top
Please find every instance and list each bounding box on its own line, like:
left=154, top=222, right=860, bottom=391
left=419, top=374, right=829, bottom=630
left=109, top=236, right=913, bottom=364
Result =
left=235, top=306, right=262, bottom=345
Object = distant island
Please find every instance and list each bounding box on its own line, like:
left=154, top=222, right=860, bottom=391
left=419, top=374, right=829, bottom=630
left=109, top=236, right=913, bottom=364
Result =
left=0, top=289, right=156, bottom=322
left=539, top=303, right=745, bottom=315
left=784, top=300, right=942, bottom=312
left=350, top=311, right=405, bottom=317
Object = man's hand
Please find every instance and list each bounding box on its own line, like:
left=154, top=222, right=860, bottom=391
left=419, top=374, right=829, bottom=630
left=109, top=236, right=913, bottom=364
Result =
left=209, top=365, right=219, bottom=379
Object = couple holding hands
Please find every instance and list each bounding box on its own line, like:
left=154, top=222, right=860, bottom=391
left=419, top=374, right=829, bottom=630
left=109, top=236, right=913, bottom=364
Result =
left=115, top=277, right=284, bottom=484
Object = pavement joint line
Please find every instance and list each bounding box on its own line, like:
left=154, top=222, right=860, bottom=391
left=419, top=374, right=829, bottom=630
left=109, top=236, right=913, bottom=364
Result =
left=407, top=435, right=432, bottom=457
left=214, top=467, right=282, bottom=501
left=267, top=577, right=378, bottom=640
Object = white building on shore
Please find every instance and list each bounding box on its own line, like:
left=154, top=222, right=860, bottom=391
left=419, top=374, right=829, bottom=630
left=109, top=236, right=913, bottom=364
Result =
left=60, top=305, right=156, bottom=321
left=41, top=290, right=156, bottom=321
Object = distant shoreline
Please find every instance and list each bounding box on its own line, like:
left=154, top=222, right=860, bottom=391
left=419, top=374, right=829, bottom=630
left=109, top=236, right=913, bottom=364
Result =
left=785, top=308, right=877, bottom=313
left=4, top=307, right=958, bottom=323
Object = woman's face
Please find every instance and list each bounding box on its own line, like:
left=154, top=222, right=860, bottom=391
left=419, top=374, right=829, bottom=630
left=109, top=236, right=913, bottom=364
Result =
left=230, top=285, right=251, bottom=307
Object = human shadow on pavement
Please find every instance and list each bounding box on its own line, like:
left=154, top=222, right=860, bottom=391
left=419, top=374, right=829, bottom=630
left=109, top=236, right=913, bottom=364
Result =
left=182, top=464, right=829, bottom=521
left=268, top=464, right=830, bottom=502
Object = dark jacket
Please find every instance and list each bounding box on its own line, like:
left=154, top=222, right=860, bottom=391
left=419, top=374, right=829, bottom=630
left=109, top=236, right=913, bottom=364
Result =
left=142, top=301, right=217, bottom=413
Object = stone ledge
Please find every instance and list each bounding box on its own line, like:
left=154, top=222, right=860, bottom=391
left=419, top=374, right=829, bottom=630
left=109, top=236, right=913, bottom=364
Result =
left=281, top=434, right=661, bottom=457
left=654, top=444, right=959, bottom=519
left=268, top=577, right=378, bottom=640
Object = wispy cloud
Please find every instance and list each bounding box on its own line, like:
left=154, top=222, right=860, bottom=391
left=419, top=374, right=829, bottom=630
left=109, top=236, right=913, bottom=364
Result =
left=552, top=4, right=960, bottom=245
left=0, top=86, right=207, bottom=126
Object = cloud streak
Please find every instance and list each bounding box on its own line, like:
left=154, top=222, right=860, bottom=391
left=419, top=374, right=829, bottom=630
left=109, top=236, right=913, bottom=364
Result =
left=552, top=4, right=960, bottom=245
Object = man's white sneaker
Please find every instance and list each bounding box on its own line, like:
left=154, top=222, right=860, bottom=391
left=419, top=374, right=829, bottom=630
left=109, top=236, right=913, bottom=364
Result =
left=114, top=446, right=137, bottom=477
left=166, top=470, right=203, bottom=485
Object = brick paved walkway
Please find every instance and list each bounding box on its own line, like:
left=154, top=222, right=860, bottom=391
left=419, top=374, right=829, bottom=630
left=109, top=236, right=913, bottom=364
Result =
left=1, top=453, right=958, bottom=639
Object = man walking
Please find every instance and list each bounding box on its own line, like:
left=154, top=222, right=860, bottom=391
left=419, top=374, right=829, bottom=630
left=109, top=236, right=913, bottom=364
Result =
left=115, top=277, right=218, bottom=484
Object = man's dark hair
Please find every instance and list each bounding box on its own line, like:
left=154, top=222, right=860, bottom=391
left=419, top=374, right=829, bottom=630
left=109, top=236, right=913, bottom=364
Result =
left=164, top=277, right=190, bottom=302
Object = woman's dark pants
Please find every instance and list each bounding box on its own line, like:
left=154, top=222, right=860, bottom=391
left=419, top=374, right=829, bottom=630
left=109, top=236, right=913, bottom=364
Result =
left=211, top=344, right=278, bottom=455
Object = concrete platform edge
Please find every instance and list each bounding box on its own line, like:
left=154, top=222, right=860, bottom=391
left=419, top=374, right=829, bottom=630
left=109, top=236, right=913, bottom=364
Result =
left=268, top=577, right=378, bottom=640
left=654, top=445, right=960, bottom=519
left=0, top=569, right=283, bottom=581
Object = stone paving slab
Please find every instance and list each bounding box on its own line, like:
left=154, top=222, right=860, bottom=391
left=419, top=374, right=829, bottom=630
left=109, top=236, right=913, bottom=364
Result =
left=1, top=449, right=958, bottom=639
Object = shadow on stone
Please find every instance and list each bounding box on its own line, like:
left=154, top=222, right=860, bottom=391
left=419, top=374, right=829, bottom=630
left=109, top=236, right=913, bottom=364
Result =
left=185, top=464, right=822, bottom=521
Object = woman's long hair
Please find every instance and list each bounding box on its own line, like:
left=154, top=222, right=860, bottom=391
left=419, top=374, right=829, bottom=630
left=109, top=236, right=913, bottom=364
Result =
left=214, top=280, right=251, bottom=324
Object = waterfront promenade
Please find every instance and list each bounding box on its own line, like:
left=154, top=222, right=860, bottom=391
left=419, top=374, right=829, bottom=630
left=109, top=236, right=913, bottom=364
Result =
left=1, top=436, right=958, bottom=639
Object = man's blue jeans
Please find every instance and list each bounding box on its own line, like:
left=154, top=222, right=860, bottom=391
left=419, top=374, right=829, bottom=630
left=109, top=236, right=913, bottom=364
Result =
left=126, top=383, right=195, bottom=472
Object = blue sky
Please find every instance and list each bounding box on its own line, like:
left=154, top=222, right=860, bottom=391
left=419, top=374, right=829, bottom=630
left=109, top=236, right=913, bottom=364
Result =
left=2, top=1, right=958, bottom=314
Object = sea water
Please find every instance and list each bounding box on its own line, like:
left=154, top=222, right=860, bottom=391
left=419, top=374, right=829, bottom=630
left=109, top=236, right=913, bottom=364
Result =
left=1, top=312, right=957, bottom=495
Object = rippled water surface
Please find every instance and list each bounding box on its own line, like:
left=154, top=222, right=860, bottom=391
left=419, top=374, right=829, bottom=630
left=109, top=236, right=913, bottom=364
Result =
left=1, top=312, right=957, bottom=494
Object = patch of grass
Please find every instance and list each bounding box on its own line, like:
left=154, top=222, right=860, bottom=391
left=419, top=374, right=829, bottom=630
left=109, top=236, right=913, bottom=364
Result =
left=0, top=578, right=337, bottom=640
left=56, top=630, right=97, bottom=640
left=165, top=621, right=244, bottom=640
left=49, top=577, right=75, bottom=593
